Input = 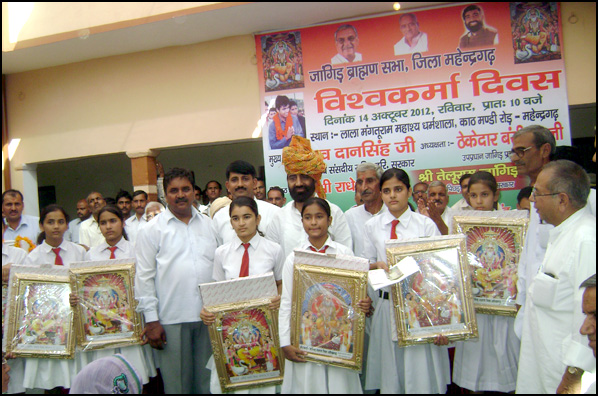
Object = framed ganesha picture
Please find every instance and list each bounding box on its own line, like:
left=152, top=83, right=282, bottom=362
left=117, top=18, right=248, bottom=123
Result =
left=452, top=210, right=529, bottom=316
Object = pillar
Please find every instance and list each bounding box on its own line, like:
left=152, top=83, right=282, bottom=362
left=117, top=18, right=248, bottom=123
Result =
left=126, top=150, right=160, bottom=202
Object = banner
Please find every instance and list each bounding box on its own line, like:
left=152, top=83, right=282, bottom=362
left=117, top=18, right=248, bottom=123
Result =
left=256, top=2, right=569, bottom=210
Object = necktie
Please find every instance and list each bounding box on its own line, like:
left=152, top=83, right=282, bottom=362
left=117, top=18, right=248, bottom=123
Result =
left=239, top=243, right=250, bottom=278
left=52, top=247, right=63, bottom=266
left=309, top=245, right=329, bottom=254
left=390, top=219, right=400, bottom=239
left=108, top=246, right=118, bottom=259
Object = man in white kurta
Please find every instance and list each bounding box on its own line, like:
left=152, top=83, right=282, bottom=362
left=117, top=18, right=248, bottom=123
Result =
left=517, top=161, right=596, bottom=393
left=79, top=192, right=107, bottom=248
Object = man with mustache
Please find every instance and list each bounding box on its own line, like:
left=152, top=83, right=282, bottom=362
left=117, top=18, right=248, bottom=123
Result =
left=79, top=191, right=107, bottom=249
left=266, top=136, right=352, bottom=258
left=212, top=160, right=279, bottom=245
left=331, top=24, right=362, bottom=65
left=417, top=181, right=452, bottom=235
left=135, top=167, right=217, bottom=394
left=458, top=5, right=498, bottom=49
left=64, top=198, right=91, bottom=244
left=2, top=189, right=40, bottom=249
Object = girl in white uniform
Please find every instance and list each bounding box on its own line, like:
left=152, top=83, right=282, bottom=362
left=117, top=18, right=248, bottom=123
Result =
left=452, top=171, right=520, bottom=392
left=201, top=196, right=284, bottom=394
left=279, top=197, right=371, bottom=394
left=363, top=168, right=450, bottom=394
left=73, top=205, right=157, bottom=386
left=21, top=205, right=86, bottom=391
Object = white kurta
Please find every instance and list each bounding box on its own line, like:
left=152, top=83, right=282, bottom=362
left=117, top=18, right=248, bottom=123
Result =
left=363, top=209, right=450, bottom=394
left=516, top=207, right=596, bottom=393
left=78, top=216, right=105, bottom=248
left=212, top=199, right=280, bottom=246
left=344, top=204, right=383, bottom=258
left=279, top=239, right=363, bottom=394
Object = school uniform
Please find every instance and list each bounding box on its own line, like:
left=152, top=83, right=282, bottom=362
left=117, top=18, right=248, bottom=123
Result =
left=279, top=238, right=363, bottom=394
left=363, top=209, right=450, bottom=394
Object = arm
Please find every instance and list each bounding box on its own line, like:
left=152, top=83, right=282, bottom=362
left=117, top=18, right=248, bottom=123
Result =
left=279, top=253, right=307, bottom=363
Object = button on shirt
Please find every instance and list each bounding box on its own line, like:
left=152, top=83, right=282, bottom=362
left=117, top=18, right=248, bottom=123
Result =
left=135, top=207, right=217, bottom=325
left=3, top=214, right=40, bottom=246
left=79, top=217, right=105, bottom=248
left=24, top=240, right=87, bottom=267
left=125, top=215, right=147, bottom=244
left=212, top=199, right=280, bottom=246
left=86, top=238, right=135, bottom=261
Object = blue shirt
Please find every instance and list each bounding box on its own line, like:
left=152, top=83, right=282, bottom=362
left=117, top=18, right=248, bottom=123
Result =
left=268, top=114, right=304, bottom=150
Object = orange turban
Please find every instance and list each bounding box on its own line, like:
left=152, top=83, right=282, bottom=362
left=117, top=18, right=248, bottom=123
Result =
left=282, top=136, right=327, bottom=199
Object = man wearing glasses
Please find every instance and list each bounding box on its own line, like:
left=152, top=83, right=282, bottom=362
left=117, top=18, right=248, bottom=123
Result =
left=331, top=25, right=362, bottom=64
left=509, top=125, right=555, bottom=186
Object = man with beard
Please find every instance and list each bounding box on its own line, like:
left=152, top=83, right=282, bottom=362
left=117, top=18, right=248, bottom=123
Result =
left=417, top=181, right=452, bottom=235
left=64, top=198, right=91, bottom=244
left=331, top=24, right=362, bottom=64
left=212, top=160, right=279, bottom=245
left=266, top=136, right=352, bottom=258
left=79, top=191, right=107, bottom=248
left=458, top=5, right=498, bottom=49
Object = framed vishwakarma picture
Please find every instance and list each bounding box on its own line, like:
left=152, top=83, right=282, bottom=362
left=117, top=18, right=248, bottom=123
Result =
left=291, top=251, right=369, bottom=371
left=69, top=260, right=143, bottom=351
left=386, top=235, right=478, bottom=347
left=3, top=265, right=75, bottom=359
left=452, top=210, right=529, bottom=316
left=200, top=272, right=284, bottom=392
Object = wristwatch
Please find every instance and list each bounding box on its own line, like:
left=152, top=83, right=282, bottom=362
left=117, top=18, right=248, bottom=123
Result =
left=567, top=366, right=583, bottom=376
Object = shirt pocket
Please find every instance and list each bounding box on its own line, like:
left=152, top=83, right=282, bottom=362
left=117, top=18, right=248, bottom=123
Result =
left=530, top=271, right=558, bottom=309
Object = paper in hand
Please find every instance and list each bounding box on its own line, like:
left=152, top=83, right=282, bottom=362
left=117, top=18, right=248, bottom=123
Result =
left=367, top=256, right=420, bottom=291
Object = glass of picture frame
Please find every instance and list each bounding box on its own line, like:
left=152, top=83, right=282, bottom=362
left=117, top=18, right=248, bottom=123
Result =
left=3, top=265, right=75, bottom=359
left=69, top=260, right=143, bottom=351
left=387, top=235, right=478, bottom=347
left=452, top=210, right=529, bottom=316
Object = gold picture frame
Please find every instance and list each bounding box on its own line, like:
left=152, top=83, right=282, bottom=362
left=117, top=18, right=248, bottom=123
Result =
left=69, top=260, right=143, bottom=351
left=387, top=235, right=478, bottom=347
left=452, top=211, right=529, bottom=316
left=291, top=255, right=368, bottom=371
left=3, top=265, right=76, bottom=359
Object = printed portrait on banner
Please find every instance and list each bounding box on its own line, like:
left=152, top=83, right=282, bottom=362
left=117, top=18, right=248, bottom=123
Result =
left=510, top=2, right=562, bottom=64
left=261, top=32, right=305, bottom=92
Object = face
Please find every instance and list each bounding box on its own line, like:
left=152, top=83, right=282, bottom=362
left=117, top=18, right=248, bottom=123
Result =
left=468, top=182, right=498, bottom=211
left=194, top=189, right=202, bottom=202
left=464, top=9, right=484, bottom=32
left=230, top=205, right=260, bottom=242
left=268, top=110, right=277, bottom=120
left=460, top=177, right=471, bottom=201
left=381, top=177, right=411, bottom=217
left=132, top=194, right=147, bottom=215
left=277, top=105, right=290, bottom=119
left=267, top=190, right=286, bottom=208
left=355, top=170, right=381, bottom=205
left=99, top=211, right=123, bottom=245
left=165, top=177, right=194, bottom=218
left=76, top=201, right=91, bottom=220
left=510, top=133, right=545, bottom=178
left=428, top=186, right=449, bottom=214
left=517, top=197, right=531, bottom=211
left=302, top=203, right=331, bottom=241
left=2, top=194, right=24, bottom=222
left=290, top=105, right=299, bottom=116
left=412, top=183, right=428, bottom=203
left=287, top=174, right=316, bottom=203
left=335, top=27, right=359, bottom=61
left=226, top=172, right=256, bottom=200
left=87, top=193, right=106, bottom=215
left=529, top=169, right=560, bottom=225
left=116, top=197, right=132, bottom=217
left=580, top=287, right=596, bottom=357
left=399, top=15, right=420, bottom=41
left=145, top=204, right=163, bottom=221
left=206, top=182, right=221, bottom=201
left=41, top=210, right=68, bottom=242
left=254, top=180, right=266, bottom=200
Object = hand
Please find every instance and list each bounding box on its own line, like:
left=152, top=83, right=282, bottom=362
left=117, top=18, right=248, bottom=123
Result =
left=139, top=328, right=149, bottom=346
left=156, top=162, right=165, bottom=178
left=200, top=307, right=216, bottom=325
left=372, top=261, right=389, bottom=272
left=419, top=197, right=448, bottom=235
left=282, top=345, right=307, bottom=363
left=357, top=297, right=372, bottom=315
left=69, top=293, right=80, bottom=308
left=144, top=321, right=167, bottom=350
left=417, top=198, right=430, bottom=217
left=2, top=264, right=11, bottom=283
left=433, top=335, right=450, bottom=346
left=269, top=295, right=281, bottom=311
left=556, top=370, right=582, bottom=394
left=287, top=126, right=295, bottom=138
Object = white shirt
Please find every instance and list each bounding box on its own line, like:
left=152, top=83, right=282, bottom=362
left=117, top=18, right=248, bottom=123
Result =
left=394, top=32, right=428, bottom=55
left=3, top=214, right=40, bottom=247
left=64, top=217, right=85, bottom=244
left=516, top=207, right=596, bottom=393
left=79, top=216, right=105, bottom=248
left=266, top=199, right=353, bottom=259
left=24, top=240, right=86, bottom=267
left=331, top=52, right=363, bottom=65
left=211, top=198, right=280, bottom=246
left=85, top=237, right=135, bottom=261
left=212, top=233, right=284, bottom=282
left=345, top=204, right=383, bottom=258
left=125, top=215, right=147, bottom=244
left=451, top=197, right=472, bottom=211
left=2, top=242, right=28, bottom=265
left=135, top=207, right=217, bottom=325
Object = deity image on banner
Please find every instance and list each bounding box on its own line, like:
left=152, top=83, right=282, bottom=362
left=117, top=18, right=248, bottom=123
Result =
left=510, top=2, right=562, bottom=64
left=261, top=31, right=304, bottom=92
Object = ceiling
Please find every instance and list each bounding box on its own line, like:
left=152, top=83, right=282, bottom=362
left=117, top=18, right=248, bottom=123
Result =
left=2, top=2, right=451, bottom=74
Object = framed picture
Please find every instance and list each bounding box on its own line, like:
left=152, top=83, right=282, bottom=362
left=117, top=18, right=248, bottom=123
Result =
left=452, top=210, right=529, bottom=316
left=200, top=272, right=283, bottom=392
left=291, top=251, right=369, bottom=371
left=69, top=260, right=143, bottom=351
left=3, top=265, right=75, bottom=359
left=387, top=235, right=478, bottom=347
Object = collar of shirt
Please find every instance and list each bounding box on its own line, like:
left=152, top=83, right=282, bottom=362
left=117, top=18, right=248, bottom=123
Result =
left=301, top=236, right=335, bottom=253
left=407, top=31, right=424, bottom=48
left=232, top=233, right=261, bottom=251
left=162, top=206, right=202, bottom=225
left=7, top=214, right=36, bottom=232
left=41, top=239, right=70, bottom=253
left=548, top=206, right=591, bottom=241
left=98, top=237, right=128, bottom=255
left=382, top=207, right=413, bottom=229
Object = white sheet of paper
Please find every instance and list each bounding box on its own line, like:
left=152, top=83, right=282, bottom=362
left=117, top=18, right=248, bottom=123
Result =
left=367, top=256, right=420, bottom=291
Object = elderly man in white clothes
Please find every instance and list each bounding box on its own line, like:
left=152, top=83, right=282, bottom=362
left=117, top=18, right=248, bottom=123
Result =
left=135, top=167, right=217, bottom=394
left=211, top=160, right=280, bottom=246
left=516, top=160, right=596, bottom=394
left=417, top=181, right=453, bottom=235
left=78, top=191, right=107, bottom=249
left=266, top=136, right=352, bottom=258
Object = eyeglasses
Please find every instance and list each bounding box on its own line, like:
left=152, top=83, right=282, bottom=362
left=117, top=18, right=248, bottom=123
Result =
left=509, top=146, right=534, bottom=159
left=531, top=187, right=561, bottom=198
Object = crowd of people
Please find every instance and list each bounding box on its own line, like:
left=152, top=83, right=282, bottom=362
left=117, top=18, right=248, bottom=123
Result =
left=2, top=125, right=596, bottom=394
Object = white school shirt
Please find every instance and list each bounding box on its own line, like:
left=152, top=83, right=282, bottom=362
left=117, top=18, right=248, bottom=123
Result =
left=135, top=207, right=217, bottom=325
left=3, top=214, right=40, bottom=248
left=79, top=216, right=105, bottom=248
left=212, top=198, right=280, bottom=246
left=85, top=238, right=135, bottom=261
left=266, top=199, right=353, bottom=259
left=344, top=203, right=383, bottom=258
left=125, top=214, right=147, bottom=244
left=2, top=242, right=28, bottom=265
left=24, top=240, right=86, bottom=267
left=213, top=233, right=284, bottom=282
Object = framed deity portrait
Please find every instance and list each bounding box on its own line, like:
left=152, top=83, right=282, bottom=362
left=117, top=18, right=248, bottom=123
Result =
left=3, top=265, right=75, bottom=359
left=200, top=272, right=283, bottom=392
left=290, top=251, right=369, bottom=371
left=387, top=235, right=478, bottom=347
left=69, top=260, right=143, bottom=351
left=452, top=210, right=529, bottom=316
